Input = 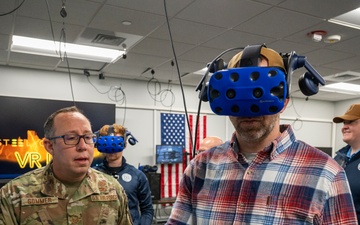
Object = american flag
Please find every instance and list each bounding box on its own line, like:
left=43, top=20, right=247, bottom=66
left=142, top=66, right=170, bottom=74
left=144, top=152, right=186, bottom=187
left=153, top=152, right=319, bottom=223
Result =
left=160, top=113, right=207, bottom=198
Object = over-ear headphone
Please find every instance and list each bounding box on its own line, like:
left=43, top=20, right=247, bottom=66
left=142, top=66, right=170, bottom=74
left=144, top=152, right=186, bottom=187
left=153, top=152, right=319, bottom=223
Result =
left=125, top=130, right=138, bottom=146
left=298, top=72, right=319, bottom=96
left=95, top=125, right=138, bottom=153
left=280, top=51, right=325, bottom=96
left=196, top=44, right=325, bottom=117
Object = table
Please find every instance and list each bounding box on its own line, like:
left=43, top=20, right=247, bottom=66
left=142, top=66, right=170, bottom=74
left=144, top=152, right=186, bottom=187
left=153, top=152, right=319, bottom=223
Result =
left=152, top=197, right=176, bottom=224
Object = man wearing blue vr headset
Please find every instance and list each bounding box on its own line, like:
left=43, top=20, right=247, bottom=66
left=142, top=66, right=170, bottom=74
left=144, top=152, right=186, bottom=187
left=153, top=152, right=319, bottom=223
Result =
left=93, top=124, right=153, bottom=225
left=167, top=46, right=357, bottom=224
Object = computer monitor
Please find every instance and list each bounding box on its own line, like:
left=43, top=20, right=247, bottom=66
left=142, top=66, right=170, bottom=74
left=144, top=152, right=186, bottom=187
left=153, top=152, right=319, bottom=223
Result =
left=156, top=145, right=183, bottom=164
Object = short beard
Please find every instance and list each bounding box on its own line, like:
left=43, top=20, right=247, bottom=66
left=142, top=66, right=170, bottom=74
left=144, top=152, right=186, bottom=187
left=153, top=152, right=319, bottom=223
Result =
left=235, top=116, right=277, bottom=143
left=238, top=122, right=275, bottom=142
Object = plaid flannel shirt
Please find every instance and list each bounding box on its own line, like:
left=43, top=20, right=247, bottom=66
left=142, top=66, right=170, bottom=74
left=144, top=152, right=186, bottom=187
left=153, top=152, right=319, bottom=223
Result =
left=167, top=125, right=357, bottom=225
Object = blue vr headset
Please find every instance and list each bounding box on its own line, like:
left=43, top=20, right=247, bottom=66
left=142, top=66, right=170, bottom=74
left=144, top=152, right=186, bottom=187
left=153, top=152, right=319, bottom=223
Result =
left=95, top=125, right=138, bottom=153
left=196, top=44, right=325, bottom=117
left=208, top=66, right=286, bottom=116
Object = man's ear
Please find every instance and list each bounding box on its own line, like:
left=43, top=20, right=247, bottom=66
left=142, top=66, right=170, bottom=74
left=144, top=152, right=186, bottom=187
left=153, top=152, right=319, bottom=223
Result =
left=280, top=98, right=290, bottom=113
left=43, top=138, right=54, bottom=156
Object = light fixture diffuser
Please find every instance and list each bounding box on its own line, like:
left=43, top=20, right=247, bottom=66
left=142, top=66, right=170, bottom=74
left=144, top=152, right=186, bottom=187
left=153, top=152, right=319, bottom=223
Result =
left=328, top=19, right=360, bottom=30
left=328, top=7, right=360, bottom=30
left=193, top=67, right=207, bottom=75
left=11, top=35, right=124, bottom=63
left=320, top=82, right=360, bottom=95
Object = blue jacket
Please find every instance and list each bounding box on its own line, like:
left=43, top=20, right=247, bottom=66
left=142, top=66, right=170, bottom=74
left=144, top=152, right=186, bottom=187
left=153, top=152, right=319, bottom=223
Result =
left=334, top=145, right=360, bottom=224
left=93, top=157, right=154, bottom=225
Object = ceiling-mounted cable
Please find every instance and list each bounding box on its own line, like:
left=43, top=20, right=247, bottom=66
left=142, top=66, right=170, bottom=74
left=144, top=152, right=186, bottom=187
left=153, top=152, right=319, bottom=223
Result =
left=288, top=97, right=304, bottom=131
left=59, top=28, right=66, bottom=61
left=113, top=86, right=127, bottom=126
left=159, top=81, right=175, bottom=107
left=44, top=0, right=60, bottom=57
left=0, top=0, right=26, bottom=16
left=163, top=0, right=193, bottom=148
left=46, top=0, right=75, bottom=105
left=85, top=75, right=127, bottom=104
left=59, top=6, right=76, bottom=105
left=108, top=86, right=126, bottom=104
left=83, top=71, right=128, bottom=124
left=63, top=52, right=76, bottom=106
left=147, top=70, right=162, bottom=101
left=147, top=75, right=176, bottom=107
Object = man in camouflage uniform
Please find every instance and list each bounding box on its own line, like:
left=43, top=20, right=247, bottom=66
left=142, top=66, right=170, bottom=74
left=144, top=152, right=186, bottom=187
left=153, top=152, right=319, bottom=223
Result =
left=0, top=106, right=133, bottom=225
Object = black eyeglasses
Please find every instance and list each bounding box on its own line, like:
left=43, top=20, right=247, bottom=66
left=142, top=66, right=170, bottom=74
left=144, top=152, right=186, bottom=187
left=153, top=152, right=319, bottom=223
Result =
left=48, top=134, right=96, bottom=145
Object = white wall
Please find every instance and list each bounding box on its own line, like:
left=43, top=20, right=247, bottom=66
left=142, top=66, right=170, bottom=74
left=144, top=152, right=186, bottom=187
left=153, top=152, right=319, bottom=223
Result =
left=0, top=65, right=342, bottom=166
left=281, top=98, right=335, bottom=148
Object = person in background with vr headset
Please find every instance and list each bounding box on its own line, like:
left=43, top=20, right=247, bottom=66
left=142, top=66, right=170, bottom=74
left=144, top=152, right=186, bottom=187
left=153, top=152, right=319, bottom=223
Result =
left=93, top=124, right=154, bottom=225
left=166, top=45, right=357, bottom=224
left=197, top=136, right=223, bottom=154
left=0, top=106, right=132, bottom=225
left=333, top=103, right=360, bottom=224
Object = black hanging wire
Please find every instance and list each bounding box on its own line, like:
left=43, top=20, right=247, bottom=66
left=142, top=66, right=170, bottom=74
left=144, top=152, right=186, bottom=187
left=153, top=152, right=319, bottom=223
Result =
left=85, top=75, right=126, bottom=103
left=59, top=30, right=76, bottom=106
left=57, top=0, right=76, bottom=105
left=0, top=0, right=26, bottom=16
left=86, top=76, right=113, bottom=94
left=44, top=0, right=61, bottom=57
left=108, top=85, right=126, bottom=104
left=159, top=81, right=176, bottom=107
left=114, top=86, right=127, bottom=126
left=84, top=73, right=127, bottom=124
left=147, top=75, right=162, bottom=102
left=45, top=0, right=76, bottom=105
left=163, top=0, right=193, bottom=149
left=64, top=51, right=76, bottom=106
left=146, top=68, right=176, bottom=107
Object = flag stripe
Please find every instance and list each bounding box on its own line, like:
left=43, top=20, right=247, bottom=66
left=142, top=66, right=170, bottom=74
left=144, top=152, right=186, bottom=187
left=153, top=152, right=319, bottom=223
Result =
left=189, top=115, right=194, bottom=161
left=160, top=113, right=206, bottom=198
left=203, top=116, right=207, bottom=140
left=196, top=115, right=200, bottom=152
left=160, top=164, right=165, bottom=198
left=175, top=163, right=180, bottom=195
left=168, top=164, right=173, bottom=197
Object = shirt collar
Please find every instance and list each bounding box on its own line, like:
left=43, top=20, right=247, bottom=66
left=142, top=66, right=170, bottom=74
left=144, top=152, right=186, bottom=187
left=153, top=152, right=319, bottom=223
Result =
left=230, top=124, right=295, bottom=161
left=347, top=147, right=360, bottom=158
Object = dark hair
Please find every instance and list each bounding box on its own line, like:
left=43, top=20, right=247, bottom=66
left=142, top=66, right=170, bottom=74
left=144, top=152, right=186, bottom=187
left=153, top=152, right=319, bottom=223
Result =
left=43, top=106, right=87, bottom=138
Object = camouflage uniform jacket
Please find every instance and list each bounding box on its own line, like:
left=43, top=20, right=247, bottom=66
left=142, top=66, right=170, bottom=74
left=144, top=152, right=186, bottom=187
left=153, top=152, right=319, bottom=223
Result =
left=0, top=163, right=133, bottom=225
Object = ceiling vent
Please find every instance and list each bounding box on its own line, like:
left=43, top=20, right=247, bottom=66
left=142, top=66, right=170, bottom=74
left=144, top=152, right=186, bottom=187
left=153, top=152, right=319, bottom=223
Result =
left=75, top=28, right=143, bottom=50
left=92, top=34, right=126, bottom=46
left=324, top=71, right=360, bottom=82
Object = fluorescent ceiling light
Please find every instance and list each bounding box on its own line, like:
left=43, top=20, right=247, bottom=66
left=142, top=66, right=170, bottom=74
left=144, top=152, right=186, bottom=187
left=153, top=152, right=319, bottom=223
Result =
left=320, top=82, right=360, bottom=95
left=328, top=19, right=360, bottom=30
left=11, top=35, right=124, bottom=63
left=328, top=7, right=360, bottom=30
left=193, top=67, right=212, bottom=75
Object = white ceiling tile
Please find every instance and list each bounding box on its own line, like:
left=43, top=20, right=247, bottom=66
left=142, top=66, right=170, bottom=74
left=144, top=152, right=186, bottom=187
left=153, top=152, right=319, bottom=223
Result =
left=2, top=0, right=360, bottom=101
